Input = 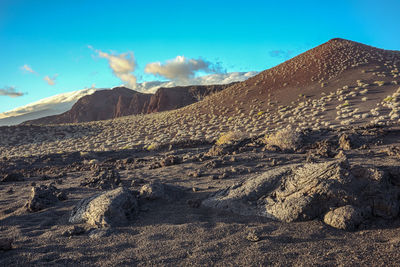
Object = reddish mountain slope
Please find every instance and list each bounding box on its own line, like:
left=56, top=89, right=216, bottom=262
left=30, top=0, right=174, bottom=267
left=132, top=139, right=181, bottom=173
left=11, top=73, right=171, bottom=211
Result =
left=185, top=38, right=400, bottom=116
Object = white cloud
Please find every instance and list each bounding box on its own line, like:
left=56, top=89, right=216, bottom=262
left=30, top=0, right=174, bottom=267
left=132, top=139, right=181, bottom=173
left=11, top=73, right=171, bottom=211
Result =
left=0, top=86, right=24, bottom=97
left=144, top=56, right=224, bottom=81
left=44, top=74, right=58, bottom=86
left=21, top=64, right=37, bottom=74
left=90, top=46, right=137, bottom=89
left=138, top=71, right=257, bottom=93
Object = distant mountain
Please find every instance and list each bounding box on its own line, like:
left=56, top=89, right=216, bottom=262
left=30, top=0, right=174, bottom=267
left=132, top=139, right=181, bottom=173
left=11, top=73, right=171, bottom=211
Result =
left=0, top=88, right=97, bottom=126
left=23, top=83, right=236, bottom=125
left=0, top=71, right=257, bottom=126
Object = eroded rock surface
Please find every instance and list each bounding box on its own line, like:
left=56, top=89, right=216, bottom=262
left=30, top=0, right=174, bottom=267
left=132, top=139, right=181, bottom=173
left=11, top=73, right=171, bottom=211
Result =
left=69, top=187, right=138, bottom=227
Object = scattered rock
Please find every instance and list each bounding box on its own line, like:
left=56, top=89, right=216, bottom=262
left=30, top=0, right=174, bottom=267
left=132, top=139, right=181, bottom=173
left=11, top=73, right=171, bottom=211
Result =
left=69, top=187, right=138, bottom=228
left=26, top=184, right=67, bottom=212
left=160, top=155, right=182, bottom=167
left=80, top=169, right=121, bottom=189
left=323, top=205, right=366, bottom=230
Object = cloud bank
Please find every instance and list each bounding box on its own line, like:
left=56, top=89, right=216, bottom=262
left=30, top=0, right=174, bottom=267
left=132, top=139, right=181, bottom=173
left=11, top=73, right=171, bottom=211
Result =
left=0, top=88, right=97, bottom=125
left=91, top=46, right=137, bottom=89
left=0, top=86, right=24, bottom=97
left=44, top=74, right=58, bottom=86
left=137, top=71, right=257, bottom=93
left=144, top=56, right=224, bottom=81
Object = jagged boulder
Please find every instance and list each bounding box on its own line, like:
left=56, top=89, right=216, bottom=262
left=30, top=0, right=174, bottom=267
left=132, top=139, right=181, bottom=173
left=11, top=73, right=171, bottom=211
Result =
left=26, top=184, right=67, bottom=212
left=69, top=187, right=138, bottom=228
left=202, top=160, right=400, bottom=229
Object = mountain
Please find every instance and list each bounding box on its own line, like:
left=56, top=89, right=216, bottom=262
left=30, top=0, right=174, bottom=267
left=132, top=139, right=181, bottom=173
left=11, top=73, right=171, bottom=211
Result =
left=23, top=83, right=236, bottom=125
left=183, top=38, right=400, bottom=119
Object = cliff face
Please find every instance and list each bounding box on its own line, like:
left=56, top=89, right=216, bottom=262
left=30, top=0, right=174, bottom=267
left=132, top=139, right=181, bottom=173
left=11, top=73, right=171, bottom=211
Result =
left=147, top=84, right=234, bottom=113
left=23, top=83, right=236, bottom=125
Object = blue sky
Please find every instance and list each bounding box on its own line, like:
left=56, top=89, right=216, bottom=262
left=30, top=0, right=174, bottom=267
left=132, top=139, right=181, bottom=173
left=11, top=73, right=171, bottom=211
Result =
left=1, top=0, right=399, bottom=113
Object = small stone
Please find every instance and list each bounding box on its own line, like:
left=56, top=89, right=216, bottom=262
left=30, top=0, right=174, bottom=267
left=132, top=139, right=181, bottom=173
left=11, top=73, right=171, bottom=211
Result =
left=0, top=238, right=13, bottom=251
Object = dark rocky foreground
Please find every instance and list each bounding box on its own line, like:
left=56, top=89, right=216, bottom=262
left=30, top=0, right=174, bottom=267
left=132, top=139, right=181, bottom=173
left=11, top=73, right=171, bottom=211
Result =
left=1, top=125, right=400, bottom=266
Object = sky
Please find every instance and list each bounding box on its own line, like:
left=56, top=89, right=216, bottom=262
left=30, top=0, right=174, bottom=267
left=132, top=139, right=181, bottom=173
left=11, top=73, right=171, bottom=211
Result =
left=0, top=0, right=399, bottom=113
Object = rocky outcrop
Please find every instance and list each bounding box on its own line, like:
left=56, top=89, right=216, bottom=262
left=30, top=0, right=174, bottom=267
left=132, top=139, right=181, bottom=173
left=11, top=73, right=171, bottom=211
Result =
left=69, top=187, right=138, bottom=227
left=202, top=160, right=400, bottom=230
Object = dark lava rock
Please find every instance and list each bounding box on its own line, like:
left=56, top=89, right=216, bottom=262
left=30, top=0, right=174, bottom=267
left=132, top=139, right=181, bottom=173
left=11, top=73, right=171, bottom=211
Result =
left=160, top=155, right=182, bottom=167
left=80, top=169, right=121, bottom=189
left=139, top=182, right=184, bottom=201
left=26, top=184, right=67, bottom=212
left=339, top=133, right=362, bottom=150
left=0, top=238, right=13, bottom=251
left=1, top=172, right=24, bottom=182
